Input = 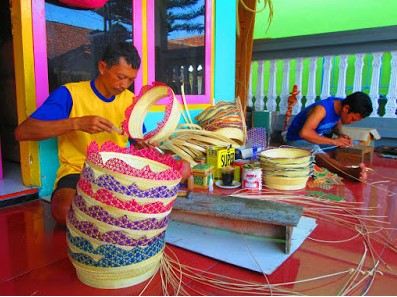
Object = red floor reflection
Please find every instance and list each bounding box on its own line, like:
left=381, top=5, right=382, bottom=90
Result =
left=0, top=153, right=396, bottom=295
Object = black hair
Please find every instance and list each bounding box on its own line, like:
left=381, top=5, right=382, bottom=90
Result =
left=101, top=42, right=141, bottom=69
left=342, top=91, right=373, bottom=118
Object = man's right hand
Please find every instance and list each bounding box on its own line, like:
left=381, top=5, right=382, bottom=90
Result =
left=76, top=116, right=115, bottom=134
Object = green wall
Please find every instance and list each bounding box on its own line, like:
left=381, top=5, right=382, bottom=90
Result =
left=254, top=0, right=397, bottom=39
left=249, top=0, right=396, bottom=113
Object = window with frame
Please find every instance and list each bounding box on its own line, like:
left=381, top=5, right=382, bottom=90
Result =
left=154, top=0, right=206, bottom=96
left=45, top=0, right=133, bottom=92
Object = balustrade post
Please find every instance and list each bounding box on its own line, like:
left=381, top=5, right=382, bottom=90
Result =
left=266, top=60, right=277, bottom=112
left=320, top=56, right=333, bottom=100
left=353, top=53, right=365, bottom=92
left=279, top=59, right=291, bottom=114
left=306, top=57, right=318, bottom=106
left=293, top=58, right=303, bottom=114
left=385, top=51, right=397, bottom=118
left=248, top=61, right=254, bottom=108
left=254, top=60, right=265, bottom=111
left=369, top=52, right=382, bottom=117
left=336, top=55, right=348, bottom=98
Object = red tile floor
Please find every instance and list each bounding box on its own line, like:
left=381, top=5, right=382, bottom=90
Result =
left=0, top=152, right=396, bottom=295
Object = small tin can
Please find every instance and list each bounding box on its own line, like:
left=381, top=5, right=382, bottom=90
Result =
left=234, top=165, right=241, bottom=182
left=242, top=164, right=262, bottom=191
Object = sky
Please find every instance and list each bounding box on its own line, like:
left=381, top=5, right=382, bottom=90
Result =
left=45, top=3, right=131, bottom=32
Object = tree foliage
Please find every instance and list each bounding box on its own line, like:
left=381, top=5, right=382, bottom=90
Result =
left=97, top=0, right=205, bottom=36
left=166, top=0, right=205, bottom=35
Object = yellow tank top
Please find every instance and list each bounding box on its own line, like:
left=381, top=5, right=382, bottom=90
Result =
left=55, top=81, right=132, bottom=186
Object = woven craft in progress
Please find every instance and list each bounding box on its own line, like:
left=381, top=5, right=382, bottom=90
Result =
left=123, top=82, right=182, bottom=143
left=66, top=141, right=182, bottom=288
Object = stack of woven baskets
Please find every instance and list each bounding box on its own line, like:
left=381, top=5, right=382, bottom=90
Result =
left=66, top=141, right=182, bottom=289
left=258, top=147, right=313, bottom=190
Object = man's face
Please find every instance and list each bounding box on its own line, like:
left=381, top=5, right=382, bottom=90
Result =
left=100, top=57, right=139, bottom=96
left=341, top=105, right=363, bottom=124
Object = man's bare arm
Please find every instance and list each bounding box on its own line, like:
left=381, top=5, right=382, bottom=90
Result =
left=15, top=116, right=115, bottom=141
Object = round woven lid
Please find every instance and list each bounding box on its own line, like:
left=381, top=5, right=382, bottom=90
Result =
left=259, top=147, right=312, bottom=165
left=259, top=147, right=312, bottom=159
left=123, top=82, right=181, bottom=143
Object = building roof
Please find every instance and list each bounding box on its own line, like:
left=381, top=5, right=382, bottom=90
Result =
left=46, top=22, right=92, bottom=59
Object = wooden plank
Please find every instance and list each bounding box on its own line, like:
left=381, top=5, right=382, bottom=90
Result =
left=171, top=193, right=303, bottom=254
left=335, top=145, right=374, bottom=165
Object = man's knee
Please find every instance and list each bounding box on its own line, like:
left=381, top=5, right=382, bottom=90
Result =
left=51, top=188, right=76, bottom=226
left=50, top=174, right=80, bottom=226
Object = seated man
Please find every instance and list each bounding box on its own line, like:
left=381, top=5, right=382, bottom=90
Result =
left=15, top=42, right=151, bottom=225
left=284, top=91, right=373, bottom=181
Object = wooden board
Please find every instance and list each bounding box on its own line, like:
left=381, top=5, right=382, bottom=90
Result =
left=171, top=193, right=303, bottom=254
left=335, top=145, right=374, bottom=165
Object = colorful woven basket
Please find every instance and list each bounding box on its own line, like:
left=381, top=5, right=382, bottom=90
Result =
left=66, top=141, right=182, bottom=289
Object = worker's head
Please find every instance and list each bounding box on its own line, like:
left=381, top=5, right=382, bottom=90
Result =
left=98, top=42, right=141, bottom=96
left=340, top=92, right=373, bottom=124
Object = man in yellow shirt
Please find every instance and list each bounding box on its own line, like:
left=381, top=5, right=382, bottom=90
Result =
left=15, top=42, right=147, bottom=225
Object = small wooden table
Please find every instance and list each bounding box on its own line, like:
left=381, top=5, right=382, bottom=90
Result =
left=171, top=192, right=303, bottom=254
left=335, top=145, right=374, bottom=166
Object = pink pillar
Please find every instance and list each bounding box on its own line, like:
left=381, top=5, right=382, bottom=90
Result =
left=0, top=137, right=3, bottom=179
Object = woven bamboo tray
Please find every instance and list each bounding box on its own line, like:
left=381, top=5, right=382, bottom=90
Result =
left=262, top=174, right=310, bottom=190
left=259, top=147, right=313, bottom=190
left=262, top=167, right=312, bottom=177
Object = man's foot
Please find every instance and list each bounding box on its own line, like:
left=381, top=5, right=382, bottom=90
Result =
left=315, top=153, right=368, bottom=182
left=346, top=163, right=367, bottom=182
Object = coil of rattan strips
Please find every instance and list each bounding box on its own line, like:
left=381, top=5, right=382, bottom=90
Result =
left=194, top=98, right=247, bottom=146
left=194, top=101, right=236, bottom=122
left=125, top=83, right=182, bottom=143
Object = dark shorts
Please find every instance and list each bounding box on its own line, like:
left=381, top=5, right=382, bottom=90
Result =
left=51, top=174, right=80, bottom=199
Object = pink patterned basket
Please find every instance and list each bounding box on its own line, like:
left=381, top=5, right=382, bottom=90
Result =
left=66, top=141, right=182, bottom=288
left=59, top=0, right=108, bottom=9
left=122, top=82, right=181, bottom=143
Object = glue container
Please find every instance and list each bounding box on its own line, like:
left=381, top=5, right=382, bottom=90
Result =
left=208, top=173, right=214, bottom=192
left=187, top=175, right=194, bottom=190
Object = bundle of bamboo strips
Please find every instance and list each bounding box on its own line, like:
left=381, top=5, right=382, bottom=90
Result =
left=160, top=95, right=247, bottom=166
left=195, top=98, right=247, bottom=146
left=161, top=125, right=241, bottom=166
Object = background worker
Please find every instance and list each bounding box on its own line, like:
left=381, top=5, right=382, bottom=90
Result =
left=284, top=91, right=373, bottom=181
left=15, top=42, right=150, bottom=225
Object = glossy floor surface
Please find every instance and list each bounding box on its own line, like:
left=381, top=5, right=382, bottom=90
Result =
left=1, top=153, right=396, bottom=295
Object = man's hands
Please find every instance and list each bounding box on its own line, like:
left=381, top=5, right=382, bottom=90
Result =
left=134, top=139, right=160, bottom=150
left=333, top=133, right=353, bottom=148
left=75, top=116, right=115, bottom=134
